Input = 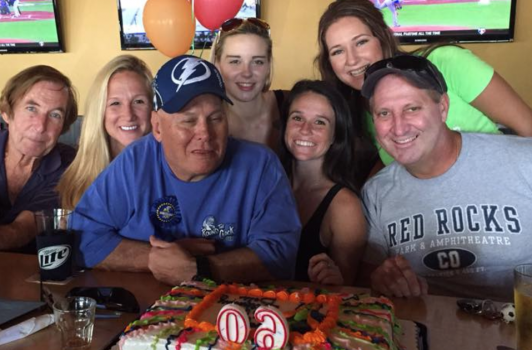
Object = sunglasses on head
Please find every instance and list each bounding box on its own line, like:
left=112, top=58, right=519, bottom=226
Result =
left=220, top=17, right=270, bottom=33
left=365, top=55, right=447, bottom=94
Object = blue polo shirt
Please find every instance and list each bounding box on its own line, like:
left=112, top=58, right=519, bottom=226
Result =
left=0, top=129, right=75, bottom=252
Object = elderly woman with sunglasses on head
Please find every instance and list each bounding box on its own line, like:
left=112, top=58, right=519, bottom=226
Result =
left=280, top=80, right=367, bottom=286
left=317, top=0, right=532, bottom=169
left=211, top=18, right=285, bottom=153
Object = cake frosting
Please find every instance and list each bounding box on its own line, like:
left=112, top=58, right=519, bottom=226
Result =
left=118, top=280, right=403, bottom=350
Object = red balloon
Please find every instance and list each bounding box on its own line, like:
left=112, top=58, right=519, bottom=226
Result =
left=143, top=0, right=195, bottom=57
left=194, top=0, right=244, bottom=31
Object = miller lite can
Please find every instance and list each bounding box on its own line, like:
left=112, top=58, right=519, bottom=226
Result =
left=36, top=231, right=74, bottom=281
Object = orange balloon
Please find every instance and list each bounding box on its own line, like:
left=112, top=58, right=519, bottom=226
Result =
left=143, top=0, right=195, bottom=57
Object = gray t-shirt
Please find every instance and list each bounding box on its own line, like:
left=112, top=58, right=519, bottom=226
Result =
left=362, top=133, right=532, bottom=301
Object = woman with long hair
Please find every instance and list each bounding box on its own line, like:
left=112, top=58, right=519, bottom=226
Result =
left=280, top=80, right=366, bottom=285
left=317, top=0, right=532, bottom=167
left=211, top=18, right=285, bottom=152
left=57, top=55, right=153, bottom=209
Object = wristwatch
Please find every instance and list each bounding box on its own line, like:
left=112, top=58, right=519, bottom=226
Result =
left=195, top=255, right=213, bottom=280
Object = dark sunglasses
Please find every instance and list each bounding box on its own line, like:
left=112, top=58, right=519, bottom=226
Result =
left=457, top=298, right=501, bottom=320
left=365, top=55, right=447, bottom=94
left=220, top=17, right=270, bottom=33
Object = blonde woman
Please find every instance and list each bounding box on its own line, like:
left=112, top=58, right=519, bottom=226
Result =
left=57, top=55, right=153, bottom=209
left=211, top=18, right=284, bottom=152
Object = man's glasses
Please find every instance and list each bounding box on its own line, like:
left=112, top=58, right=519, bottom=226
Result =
left=220, top=17, right=270, bottom=33
left=365, top=55, right=447, bottom=94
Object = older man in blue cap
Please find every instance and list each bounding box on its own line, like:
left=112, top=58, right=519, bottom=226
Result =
left=71, top=55, right=301, bottom=285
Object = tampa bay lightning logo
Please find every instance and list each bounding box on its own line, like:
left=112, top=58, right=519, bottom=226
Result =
left=150, top=196, right=182, bottom=241
left=153, top=57, right=213, bottom=110
left=171, top=57, right=212, bottom=93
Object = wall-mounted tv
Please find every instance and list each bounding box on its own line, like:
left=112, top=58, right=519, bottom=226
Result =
left=117, top=0, right=261, bottom=51
left=372, top=0, right=516, bottom=44
left=0, top=0, right=63, bottom=54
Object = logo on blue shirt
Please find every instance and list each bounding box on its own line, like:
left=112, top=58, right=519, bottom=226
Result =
left=201, top=216, right=235, bottom=242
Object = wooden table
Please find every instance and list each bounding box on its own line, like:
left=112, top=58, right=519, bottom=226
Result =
left=0, top=252, right=169, bottom=350
left=0, top=252, right=516, bottom=350
left=392, top=293, right=516, bottom=350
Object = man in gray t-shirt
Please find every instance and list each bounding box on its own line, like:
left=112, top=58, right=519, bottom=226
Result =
left=359, top=55, right=531, bottom=301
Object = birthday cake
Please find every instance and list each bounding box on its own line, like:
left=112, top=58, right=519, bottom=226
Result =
left=118, top=280, right=403, bottom=350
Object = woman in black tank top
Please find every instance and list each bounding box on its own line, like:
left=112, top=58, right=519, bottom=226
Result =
left=280, top=80, right=367, bottom=286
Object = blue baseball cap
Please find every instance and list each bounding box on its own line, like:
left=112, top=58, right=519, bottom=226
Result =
left=152, top=55, right=233, bottom=113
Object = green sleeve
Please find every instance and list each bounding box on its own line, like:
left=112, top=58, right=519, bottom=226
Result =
left=427, top=46, right=494, bottom=103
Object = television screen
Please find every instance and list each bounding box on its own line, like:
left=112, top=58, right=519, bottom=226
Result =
left=117, top=0, right=260, bottom=50
left=371, top=0, right=516, bottom=44
left=0, top=0, right=63, bottom=54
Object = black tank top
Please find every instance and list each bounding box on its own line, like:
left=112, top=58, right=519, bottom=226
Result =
left=273, top=89, right=285, bottom=116
left=294, top=184, right=343, bottom=281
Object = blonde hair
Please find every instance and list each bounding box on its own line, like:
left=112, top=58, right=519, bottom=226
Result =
left=211, top=19, right=273, bottom=92
left=57, top=55, right=153, bottom=210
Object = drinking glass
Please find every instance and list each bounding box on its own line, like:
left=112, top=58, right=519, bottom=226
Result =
left=53, top=296, right=96, bottom=350
left=515, top=264, right=532, bottom=350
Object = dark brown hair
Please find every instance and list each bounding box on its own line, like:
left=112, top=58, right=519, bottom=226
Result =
left=280, top=80, right=358, bottom=192
left=317, top=0, right=400, bottom=90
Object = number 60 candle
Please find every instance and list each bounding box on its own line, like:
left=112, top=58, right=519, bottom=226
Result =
left=216, top=304, right=289, bottom=349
